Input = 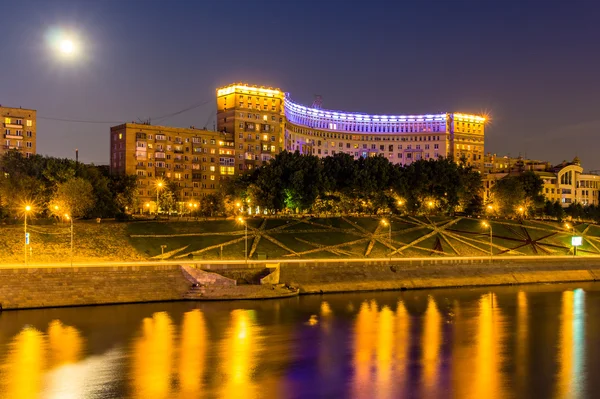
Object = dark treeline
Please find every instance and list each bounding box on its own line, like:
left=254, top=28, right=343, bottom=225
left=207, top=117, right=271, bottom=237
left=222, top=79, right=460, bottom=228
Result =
left=225, top=151, right=484, bottom=216
left=0, top=151, right=137, bottom=219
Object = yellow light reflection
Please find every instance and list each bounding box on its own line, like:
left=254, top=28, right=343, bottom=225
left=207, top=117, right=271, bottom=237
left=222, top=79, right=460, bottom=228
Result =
left=471, top=293, right=505, bottom=399
left=352, top=300, right=378, bottom=398
left=516, top=291, right=528, bottom=391
left=220, top=310, right=262, bottom=399
left=393, top=301, right=410, bottom=396
left=47, top=320, right=84, bottom=368
left=375, top=305, right=394, bottom=394
left=3, top=327, right=46, bottom=399
left=557, top=289, right=585, bottom=398
left=132, top=312, right=174, bottom=399
left=422, top=296, right=441, bottom=395
left=320, top=301, right=332, bottom=317
left=177, top=310, right=207, bottom=397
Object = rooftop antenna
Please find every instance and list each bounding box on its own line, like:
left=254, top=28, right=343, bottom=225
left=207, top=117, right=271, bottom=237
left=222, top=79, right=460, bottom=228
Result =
left=312, top=95, right=323, bottom=109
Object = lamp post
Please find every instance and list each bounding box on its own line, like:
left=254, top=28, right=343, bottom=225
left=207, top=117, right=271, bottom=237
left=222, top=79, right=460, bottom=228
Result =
left=156, top=180, right=164, bottom=215
left=565, top=223, right=577, bottom=256
left=24, top=205, right=32, bottom=265
left=65, top=214, right=73, bottom=266
left=482, top=221, right=493, bottom=262
left=381, top=218, right=392, bottom=260
left=238, top=216, right=248, bottom=263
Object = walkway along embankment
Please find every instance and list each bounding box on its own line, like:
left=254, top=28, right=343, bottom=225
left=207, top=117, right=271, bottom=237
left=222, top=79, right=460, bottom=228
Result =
left=0, top=256, right=599, bottom=309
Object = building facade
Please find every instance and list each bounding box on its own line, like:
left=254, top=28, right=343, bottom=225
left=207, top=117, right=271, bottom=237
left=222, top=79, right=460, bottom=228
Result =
left=483, top=157, right=600, bottom=207
left=113, top=83, right=486, bottom=211
left=216, top=83, right=486, bottom=170
left=1, top=106, right=36, bottom=157
left=110, top=123, right=235, bottom=210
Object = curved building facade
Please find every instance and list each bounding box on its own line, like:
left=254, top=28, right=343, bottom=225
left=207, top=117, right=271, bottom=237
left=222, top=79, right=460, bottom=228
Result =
left=216, top=83, right=486, bottom=171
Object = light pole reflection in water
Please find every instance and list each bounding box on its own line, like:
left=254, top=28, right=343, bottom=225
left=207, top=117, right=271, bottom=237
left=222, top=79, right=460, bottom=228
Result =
left=421, top=296, right=442, bottom=397
left=132, top=312, right=174, bottom=399
left=178, top=310, right=207, bottom=397
left=557, top=289, right=585, bottom=399
left=220, top=309, right=262, bottom=399
left=3, top=327, right=45, bottom=399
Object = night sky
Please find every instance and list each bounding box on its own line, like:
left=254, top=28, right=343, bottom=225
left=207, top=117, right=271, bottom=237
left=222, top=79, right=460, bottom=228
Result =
left=2, top=0, right=599, bottom=169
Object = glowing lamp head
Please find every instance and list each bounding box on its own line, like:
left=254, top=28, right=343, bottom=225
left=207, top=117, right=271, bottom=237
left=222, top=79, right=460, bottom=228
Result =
left=482, top=221, right=489, bottom=228
left=59, top=39, right=75, bottom=54
left=54, top=205, right=59, bottom=210
left=487, top=205, right=493, bottom=210
left=237, top=216, right=244, bottom=224
left=64, top=214, right=70, bottom=220
left=518, top=206, right=524, bottom=212
left=427, top=201, right=434, bottom=208
left=397, top=200, right=404, bottom=206
left=193, top=204, right=198, bottom=208
left=381, top=219, right=388, bottom=226
left=236, top=202, right=241, bottom=207
left=188, top=203, right=193, bottom=208
left=157, top=181, right=163, bottom=188
left=25, top=205, right=32, bottom=212
left=145, top=203, right=150, bottom=207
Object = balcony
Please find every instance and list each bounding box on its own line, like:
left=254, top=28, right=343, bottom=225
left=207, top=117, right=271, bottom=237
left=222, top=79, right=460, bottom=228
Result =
left=4, top=123, right=23, bottom=129
left=4, top=134, right=23, bottom=140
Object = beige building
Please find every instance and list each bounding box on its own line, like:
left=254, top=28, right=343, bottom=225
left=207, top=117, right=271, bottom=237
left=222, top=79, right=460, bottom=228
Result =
left=483, top=156, right=600, bottom=207
left=1, top=106, right=37, bottom=157
left=110, top=123, right=235, bottom=210
left=216, top=84, right=285, bottom=172
left=216, top=83, right=486, bottom=170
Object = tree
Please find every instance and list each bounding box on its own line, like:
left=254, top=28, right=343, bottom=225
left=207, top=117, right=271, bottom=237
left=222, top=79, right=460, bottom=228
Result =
left=491, top=177, right=526, bottom=218
left=50, top=178, right=95, bottom=218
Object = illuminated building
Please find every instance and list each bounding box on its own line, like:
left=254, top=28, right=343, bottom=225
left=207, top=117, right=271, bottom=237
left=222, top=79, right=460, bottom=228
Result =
left=483, top=156, right=600, bottom=206
left=216, top=84, right=285, bottom=171
left=110, top=123, right=235, bottom=209
left=1, top=105, right=37, bottom=157
left=217, top=83, right=486, bottom=170
left=113, top=83, right=486, bottom=209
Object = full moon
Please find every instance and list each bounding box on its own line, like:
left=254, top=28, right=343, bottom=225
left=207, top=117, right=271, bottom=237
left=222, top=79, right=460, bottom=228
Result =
left=59, top=39, right=75, bottom=54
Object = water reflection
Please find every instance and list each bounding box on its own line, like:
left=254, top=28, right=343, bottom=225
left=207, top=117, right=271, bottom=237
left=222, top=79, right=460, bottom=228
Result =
left=472, top=293, right=505, bottom=399
left=219, top=309, right=263, bottom=399
left=3, top=327, right=46, bottom=399
left=0, top=284, right=598, bottom=398
left=516, top=291, right=528, bottom=392
left=177, top=310, right=207, bottom=398
left=557, top=289, right=586, bottom=398
left=422, top=296, right=442, bottom=396
left=132, top=312, right=174, bottom=399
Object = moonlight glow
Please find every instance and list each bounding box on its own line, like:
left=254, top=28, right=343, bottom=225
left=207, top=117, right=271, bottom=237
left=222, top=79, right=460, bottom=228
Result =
left=59, top=39, right=75, bottom=54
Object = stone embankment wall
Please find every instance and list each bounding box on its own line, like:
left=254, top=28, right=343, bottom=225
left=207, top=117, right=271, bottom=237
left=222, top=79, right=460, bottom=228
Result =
left=276, top=258, right=600, bottom=293
left=0, top=265, right=192, bottom=310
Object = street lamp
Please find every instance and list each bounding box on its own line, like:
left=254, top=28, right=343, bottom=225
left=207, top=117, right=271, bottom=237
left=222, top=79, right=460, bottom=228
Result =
left=64, top=214, right=74, bottom=266
left=145, top=202, right=150, bottom=215
left=565, top=223, right=577, bottom=256
left=517, top=206, right=525, bottom=220
left=237, top=216, right=248, bottom=263
left=24, top=205, right=32, bottom=265
left=482, top=221, right=493, bottom=262
left=381, top=218, right=392, bottom=260
left=156, top=180, right=164, bottom=215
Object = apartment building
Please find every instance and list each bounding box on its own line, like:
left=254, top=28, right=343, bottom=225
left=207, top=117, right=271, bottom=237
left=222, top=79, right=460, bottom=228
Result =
left=1, top=106, right=36, bottom=157
left=110, top=123, right=235, bottom=209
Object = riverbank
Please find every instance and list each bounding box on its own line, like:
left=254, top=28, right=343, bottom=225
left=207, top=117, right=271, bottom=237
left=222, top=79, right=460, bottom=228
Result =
left=2, top=216, right=599, bottom=263
left=1, top=257, right=599, bottom=310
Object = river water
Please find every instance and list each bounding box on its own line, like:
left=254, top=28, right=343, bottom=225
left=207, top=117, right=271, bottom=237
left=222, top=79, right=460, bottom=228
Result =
left=0, top=282, right=597, bottom=399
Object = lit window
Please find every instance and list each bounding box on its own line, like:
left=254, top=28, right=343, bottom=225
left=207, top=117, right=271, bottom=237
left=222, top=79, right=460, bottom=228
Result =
left=26, top=120, right=32, bottom=126
left=4, top=118, right=10, bottom=124
left=209, top=166, right=215, bottom=172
